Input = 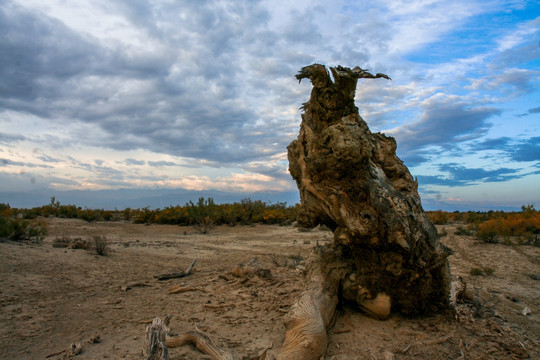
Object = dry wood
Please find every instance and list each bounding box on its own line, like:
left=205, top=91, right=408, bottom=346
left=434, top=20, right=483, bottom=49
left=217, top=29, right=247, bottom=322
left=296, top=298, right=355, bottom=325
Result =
left=45, top=349, right=66, bottom=358
left=166, top=285, right=207, bottom=294
left=144, top=316, right=171, bottom=360
left=276, top=250, right=347, bottom=360
left=155, top=259, right=197, bottom=280
left=166, top=324, right=233, bottom=360
left=120, top=282, right=152, bottom=292
left=46, top=342, right=83, bottom=358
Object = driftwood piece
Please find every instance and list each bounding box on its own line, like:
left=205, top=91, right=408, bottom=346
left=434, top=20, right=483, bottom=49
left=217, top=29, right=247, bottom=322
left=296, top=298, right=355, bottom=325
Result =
left=144, top=315, right=172, bottom=360
left=166, top=324, right=233, bottom=360
left=155, top=259, right=197, bottom=281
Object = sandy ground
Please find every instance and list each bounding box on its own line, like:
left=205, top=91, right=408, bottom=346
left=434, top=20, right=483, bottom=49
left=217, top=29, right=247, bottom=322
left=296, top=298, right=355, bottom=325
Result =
left=0, top=218, right=538, bottom=359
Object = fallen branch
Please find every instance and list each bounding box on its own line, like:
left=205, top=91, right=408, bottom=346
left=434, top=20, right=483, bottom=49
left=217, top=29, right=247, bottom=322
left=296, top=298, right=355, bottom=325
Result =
left=45, top=349, right=65, bottom=358
left=167, top=286, right=207, bottom=294
left=46, top=342, right=82, bottom=358
left=120, top=282, right=152, bottom=292
left=166, top=324, right=233, bottom=360
left=155, top=259, right=197, bottom=281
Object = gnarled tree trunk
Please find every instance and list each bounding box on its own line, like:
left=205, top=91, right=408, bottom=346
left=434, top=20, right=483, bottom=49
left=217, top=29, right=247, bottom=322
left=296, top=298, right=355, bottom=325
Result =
left=162, top=64, right=451, bottom=360
left=277, top=64, right=451, bottom=359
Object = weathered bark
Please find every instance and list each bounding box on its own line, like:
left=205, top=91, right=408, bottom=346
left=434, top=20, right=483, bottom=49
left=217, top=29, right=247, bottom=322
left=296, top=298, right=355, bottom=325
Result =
left=144, top=316, right=172, bottom=360
left=277, top=64, right=451, bottom=359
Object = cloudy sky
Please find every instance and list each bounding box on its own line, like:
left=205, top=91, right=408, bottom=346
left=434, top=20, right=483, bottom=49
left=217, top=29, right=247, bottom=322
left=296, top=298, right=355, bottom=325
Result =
left=1, top=0, right=539, bottom=210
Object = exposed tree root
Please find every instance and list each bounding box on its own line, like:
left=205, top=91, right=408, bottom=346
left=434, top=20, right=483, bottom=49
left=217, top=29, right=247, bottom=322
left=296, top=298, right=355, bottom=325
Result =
left=276, top=248, right=345, bottom=360
left=166, top=324, right=233, bottom=360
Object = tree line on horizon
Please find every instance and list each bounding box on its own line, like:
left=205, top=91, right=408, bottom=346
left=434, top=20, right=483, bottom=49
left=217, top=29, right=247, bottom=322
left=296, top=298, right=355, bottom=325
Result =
left=1, top=198, right=539, bottom=244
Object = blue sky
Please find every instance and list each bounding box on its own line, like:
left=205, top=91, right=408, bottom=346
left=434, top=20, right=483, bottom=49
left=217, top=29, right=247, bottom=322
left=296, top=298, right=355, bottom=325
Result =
left=0, top=0, right=539, bottom=211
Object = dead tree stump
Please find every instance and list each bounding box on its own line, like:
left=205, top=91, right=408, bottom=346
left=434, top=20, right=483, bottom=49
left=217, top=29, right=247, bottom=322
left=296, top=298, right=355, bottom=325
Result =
left=277, top=64, right=451, bottom=359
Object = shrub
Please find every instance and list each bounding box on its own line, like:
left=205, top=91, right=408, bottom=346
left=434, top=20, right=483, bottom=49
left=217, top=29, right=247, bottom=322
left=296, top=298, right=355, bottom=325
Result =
left=438, top=227, right=448, bottom=237
left=470, top=267, right=484, bottom=276
left=0, top=213, right=47, bottom=242
left=427, top=210, right=450, bottom=225
left=469, top=266, right=495, bottom=276
left=187, top=198, right=216, bottom=233
left=455, top=225, right=472, bottom=236
left=93, top=235, right=109, bottom=256
left=476, top=223, right=498, bottom=243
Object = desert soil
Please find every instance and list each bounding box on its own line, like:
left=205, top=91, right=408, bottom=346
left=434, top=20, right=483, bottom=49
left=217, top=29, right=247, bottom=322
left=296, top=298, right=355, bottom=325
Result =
left=0, top=218, right=538, bottom=359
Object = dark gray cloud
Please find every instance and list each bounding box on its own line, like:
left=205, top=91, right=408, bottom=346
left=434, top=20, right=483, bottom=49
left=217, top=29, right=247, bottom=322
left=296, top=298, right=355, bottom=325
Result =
left=0, top=3, right=106, bottom=105
left=468, top=137, right=512, bottom=151
left=0, top=1, right=304, bottom=165
left=510, top=137, right=540, bottom=162
left=467, top=136, right=539, bottom=163
left=417, top=163, right=521, bottom=187
left=0, top=158, right=52, bottom=168
left=391, top=95, right=500, bottom=165
left=517, top=105, right=540, bottom=117
left=438, top=163, right=520, bottom=183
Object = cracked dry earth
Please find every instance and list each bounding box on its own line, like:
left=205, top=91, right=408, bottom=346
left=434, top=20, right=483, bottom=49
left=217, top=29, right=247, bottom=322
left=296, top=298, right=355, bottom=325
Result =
left=0, top=218, right=538, bottom=359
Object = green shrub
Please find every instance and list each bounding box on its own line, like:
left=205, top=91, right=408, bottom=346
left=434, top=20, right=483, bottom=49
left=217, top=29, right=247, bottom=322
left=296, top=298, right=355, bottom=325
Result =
left=0, top=215, right=47, bottom=242
left=470, top=267, right=484, bottom=276
left=455, top=225, right=472, bottom=236
left=476, top=225, right=498, bottom=243
left=469, top=266, right=495, bottom=276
